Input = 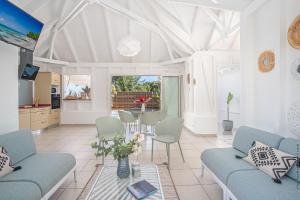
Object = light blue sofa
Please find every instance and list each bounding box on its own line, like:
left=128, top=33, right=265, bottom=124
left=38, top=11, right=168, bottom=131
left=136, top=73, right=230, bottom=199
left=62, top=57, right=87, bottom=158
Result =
left=201, top=126, right=300, bottom=200
left=0, top=129, right=76, bottom=200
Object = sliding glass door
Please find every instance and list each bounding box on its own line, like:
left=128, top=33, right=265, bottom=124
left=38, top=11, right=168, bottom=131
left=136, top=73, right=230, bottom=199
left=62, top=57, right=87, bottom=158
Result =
left=161, top=76, right=181, bottom=117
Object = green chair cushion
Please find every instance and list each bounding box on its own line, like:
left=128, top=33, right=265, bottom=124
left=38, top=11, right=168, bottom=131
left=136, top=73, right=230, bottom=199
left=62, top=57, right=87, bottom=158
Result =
left=0, top=153, right=76, bottom=196
left=227, top=170, right=300, bottom=200
left=0, top=181, right=42, bottom=200
left=201, top=147, right=256, bottom=184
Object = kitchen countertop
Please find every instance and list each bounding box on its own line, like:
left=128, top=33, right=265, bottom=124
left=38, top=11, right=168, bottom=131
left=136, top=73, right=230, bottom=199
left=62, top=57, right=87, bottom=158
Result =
left=19, top=104, right=51, bottom=109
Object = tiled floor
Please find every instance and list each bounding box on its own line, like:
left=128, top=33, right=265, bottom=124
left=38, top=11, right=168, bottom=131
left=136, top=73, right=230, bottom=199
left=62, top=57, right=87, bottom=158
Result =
left=34, top=125, right=232, bottom=200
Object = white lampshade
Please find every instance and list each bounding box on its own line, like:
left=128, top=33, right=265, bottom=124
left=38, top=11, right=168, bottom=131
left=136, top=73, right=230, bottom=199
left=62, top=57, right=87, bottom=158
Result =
left=117, top=36, right=141, bottom=57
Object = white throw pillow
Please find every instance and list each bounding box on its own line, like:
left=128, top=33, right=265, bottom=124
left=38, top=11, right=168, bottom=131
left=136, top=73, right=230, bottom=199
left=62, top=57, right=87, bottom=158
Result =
left=0, top=146, right=14, bottom=178
left=243, top=141, right=297, bottom=181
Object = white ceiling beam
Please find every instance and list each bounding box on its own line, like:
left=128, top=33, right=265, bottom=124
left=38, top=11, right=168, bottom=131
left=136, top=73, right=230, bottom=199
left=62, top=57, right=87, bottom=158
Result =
left=167, top=0, right=252, bottom=11
left=34, top=57, right=70, bottom=66
left=242, top=0, right=270, bottom=17
left=62, top=29, right=79, bottom=62
left=146, top=0, right=196, bottom=53
left=153, top=0, right=189, bottom=34
left=96, top=0, right=175, bottom=60
left=201, top=8, right=226, bottom=31
left=49, top=0, right=69, bottom=60
left=81, top=11, right=98, bottom=62
left=159, top=57, right=189, bottom=66
left=57, top=0, right=89, bottom=32
left=103, top=9, right=116, bottom=62
left=191, top=7, right=199, bottom=34
left=149, top=32, right=152, bottom=63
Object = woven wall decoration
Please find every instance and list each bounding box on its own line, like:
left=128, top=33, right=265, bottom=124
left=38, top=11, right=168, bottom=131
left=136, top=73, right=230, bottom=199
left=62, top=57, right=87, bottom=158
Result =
left=288, top=15, right=300, bottom=49
left=287, top=100, right=300, bottom=138
left=291, top=58, right=300, bottom=81
left=258, top=51, right=275, bottom=72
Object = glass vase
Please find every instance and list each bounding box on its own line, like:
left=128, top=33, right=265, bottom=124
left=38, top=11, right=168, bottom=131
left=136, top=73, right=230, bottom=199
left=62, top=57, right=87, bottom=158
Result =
left=117, top=157, right=130, bottom=179
left=141, top=103, right=145, bottom=112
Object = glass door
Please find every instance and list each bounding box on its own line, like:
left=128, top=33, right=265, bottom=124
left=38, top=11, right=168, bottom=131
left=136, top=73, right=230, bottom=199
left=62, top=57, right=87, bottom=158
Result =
left=161, top=76, right=181, bottom=117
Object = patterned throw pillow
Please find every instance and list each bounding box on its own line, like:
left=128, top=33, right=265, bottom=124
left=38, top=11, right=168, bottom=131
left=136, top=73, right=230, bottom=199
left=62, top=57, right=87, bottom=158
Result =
left=0, top=146, right=14, bottom=178
left=243, top=141, right=297, bottom=181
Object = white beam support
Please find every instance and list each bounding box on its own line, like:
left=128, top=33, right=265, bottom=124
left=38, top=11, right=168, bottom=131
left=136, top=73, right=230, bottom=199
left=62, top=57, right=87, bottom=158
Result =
left=57, top=0, right=89, bottom=32
left=81, top=11, right=98, bottom=62
left=62, top=29, right=79, bottom=62
left=146, top=0, right=196, bottom=53
left=96, top=0, right=175, bottom=60
left=191, top=7, right=199, bottom=34
left=242, top=0, right=270, bottom=17
left=103, top=9, right=116, bottom=62
left=49, top=0, right=69, bottom=59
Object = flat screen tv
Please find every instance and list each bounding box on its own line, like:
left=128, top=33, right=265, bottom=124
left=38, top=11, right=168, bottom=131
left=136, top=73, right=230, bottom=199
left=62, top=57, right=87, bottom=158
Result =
left=21, top=64, right=40, bottom=80
left=0, top=0, right=44, bottom=51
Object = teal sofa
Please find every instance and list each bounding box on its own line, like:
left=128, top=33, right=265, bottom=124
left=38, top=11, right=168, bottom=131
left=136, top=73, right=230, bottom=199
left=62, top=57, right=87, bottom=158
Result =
left=0, top=129, right=76, bottom=200
left=201, top=126, right=300, bottom=200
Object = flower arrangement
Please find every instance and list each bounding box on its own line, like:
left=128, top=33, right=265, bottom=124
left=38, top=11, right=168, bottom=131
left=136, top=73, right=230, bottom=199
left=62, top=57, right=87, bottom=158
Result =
left=134, top=96, right=152, bottom=104
left=91, top=133, right=144, bottom=160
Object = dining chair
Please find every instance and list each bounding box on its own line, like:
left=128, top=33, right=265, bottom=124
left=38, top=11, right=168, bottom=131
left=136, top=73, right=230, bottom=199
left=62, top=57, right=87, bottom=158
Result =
left=118, top=110, right=137, bottom=133
left=151, top=117, right=185, bottom=169
left=95, top=116, right=125, bottom=164
left=159, top=108, right=168, bottom=121
left=140, top=111, right=161, bottom=135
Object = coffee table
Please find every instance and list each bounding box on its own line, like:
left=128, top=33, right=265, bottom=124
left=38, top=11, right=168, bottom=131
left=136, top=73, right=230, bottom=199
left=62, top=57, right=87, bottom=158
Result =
left=86, top=164, right=165, bottom=200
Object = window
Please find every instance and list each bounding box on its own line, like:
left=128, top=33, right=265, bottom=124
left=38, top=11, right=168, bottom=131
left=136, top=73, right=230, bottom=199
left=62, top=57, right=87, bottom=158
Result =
left=63, top=75, right=91, bottom=100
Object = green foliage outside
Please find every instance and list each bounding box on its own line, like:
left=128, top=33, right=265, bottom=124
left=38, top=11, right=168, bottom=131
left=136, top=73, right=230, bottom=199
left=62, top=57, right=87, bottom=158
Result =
left=26, top=32, right=40, bottom=41
left=112, top=76, right=161, bottom=98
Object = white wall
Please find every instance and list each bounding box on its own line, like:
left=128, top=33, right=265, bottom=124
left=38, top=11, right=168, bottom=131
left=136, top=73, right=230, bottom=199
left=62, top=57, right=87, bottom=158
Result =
left=37, top=63, right=185, bottom=124
left=240, top=0, right=300, bottom=137
left=0, top=42, right=19, bottom=134
left=184, top=51, right=240, bottom=135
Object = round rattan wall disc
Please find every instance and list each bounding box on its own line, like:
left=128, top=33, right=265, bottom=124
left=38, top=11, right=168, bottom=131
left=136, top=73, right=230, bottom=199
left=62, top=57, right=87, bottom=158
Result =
left=288, top=15, right=300, bottom=49
left=258, top=51, right=275, bottom=72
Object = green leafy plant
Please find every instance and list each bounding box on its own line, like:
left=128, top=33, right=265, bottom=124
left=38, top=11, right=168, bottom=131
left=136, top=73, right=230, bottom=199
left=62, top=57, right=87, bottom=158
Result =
left=226, top=92, right=234, bottom=120
left=91, top=133, right=144, bottom=160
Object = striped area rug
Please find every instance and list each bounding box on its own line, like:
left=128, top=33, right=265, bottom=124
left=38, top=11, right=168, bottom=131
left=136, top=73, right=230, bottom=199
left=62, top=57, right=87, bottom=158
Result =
left=78, top=164, right=179, bottom=200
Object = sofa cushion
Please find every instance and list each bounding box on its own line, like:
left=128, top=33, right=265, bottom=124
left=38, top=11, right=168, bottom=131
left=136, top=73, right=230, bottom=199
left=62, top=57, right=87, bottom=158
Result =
left=0, top=129, right=36, bottom=165
left=243, top=141, right=297, bottom=181
left=227, top=170, right=300, bottom=200
left=0, top=146, right=14, bottom=178
left=233, top=126, right=283, bottom=154
left=0, top=153, right=76, bottom=196
left=0, top=181, right=42, bottom=200
left=279, top=138, right=300, bottom=182
left=201, top=148, right=256, bottom=184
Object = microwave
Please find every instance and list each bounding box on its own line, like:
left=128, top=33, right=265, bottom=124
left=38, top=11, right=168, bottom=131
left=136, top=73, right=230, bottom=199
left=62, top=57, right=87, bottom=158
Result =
left=51, top=87, right=57, bottom=94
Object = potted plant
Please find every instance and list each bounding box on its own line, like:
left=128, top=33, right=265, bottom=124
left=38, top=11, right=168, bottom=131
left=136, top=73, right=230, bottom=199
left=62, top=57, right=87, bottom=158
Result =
left=222, top=92, right=234, bottom=133
left=91, top=133, right=144, bottom=178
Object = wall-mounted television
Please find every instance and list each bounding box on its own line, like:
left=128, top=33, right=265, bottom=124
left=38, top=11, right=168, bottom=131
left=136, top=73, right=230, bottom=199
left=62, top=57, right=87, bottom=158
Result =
left=0, top=0, right=44, bottom=51
left=20, top=64, right=40, bottom=80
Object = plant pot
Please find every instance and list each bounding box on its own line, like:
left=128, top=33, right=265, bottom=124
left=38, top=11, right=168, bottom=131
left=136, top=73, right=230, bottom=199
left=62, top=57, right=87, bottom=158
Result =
left=222, top=120, right=233, bottom=132
left=117, top=157, right=130, bottom=178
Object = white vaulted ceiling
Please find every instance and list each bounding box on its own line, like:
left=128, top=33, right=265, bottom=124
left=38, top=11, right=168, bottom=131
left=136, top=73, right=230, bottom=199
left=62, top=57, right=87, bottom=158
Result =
left=10, top=0, right=252, bottom=63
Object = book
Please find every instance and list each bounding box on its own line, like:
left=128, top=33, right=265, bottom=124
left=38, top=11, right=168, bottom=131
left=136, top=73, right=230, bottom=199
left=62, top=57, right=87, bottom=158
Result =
left=127, top=180, right=157, bottom=199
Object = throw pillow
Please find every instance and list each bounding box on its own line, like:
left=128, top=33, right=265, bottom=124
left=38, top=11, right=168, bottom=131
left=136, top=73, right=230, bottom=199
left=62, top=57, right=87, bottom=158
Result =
left=243, top=141, right=297, bottom=181
left=0, top=146, right=14, bottom=178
